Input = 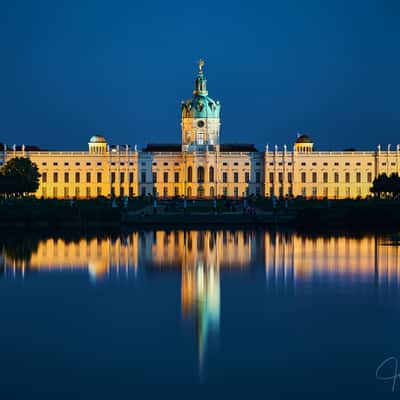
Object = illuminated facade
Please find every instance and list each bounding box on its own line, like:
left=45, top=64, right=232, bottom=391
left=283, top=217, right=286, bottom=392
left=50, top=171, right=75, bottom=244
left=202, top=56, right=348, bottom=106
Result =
left=2, top=61, right=400, bottom=199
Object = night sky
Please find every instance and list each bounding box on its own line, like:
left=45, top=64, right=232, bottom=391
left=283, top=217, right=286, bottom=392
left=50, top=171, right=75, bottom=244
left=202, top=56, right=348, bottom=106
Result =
left=1, top=0, right=399, bottom=151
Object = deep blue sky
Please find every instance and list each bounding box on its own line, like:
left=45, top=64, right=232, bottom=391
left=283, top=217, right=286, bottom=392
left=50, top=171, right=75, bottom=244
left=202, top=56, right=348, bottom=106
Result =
left=1, top=0, right=399, bottom=151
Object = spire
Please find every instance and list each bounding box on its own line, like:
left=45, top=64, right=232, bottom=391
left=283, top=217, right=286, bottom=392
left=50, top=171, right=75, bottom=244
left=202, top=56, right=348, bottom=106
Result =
left=193, top=59, right=208, bottom=96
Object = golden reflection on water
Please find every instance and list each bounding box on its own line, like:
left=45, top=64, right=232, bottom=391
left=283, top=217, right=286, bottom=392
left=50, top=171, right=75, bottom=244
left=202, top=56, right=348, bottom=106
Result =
left=1, top=230, right=399, bottom=366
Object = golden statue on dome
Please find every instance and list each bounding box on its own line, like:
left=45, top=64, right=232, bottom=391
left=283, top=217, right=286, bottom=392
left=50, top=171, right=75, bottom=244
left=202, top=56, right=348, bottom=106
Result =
left=198, top=59, right=205, bottom=72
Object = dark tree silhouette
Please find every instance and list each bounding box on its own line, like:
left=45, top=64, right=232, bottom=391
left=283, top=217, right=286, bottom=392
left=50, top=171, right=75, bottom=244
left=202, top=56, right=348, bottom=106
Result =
left=370, top=173, right=400, bottom=198
left=0, top=157, right=41, bottom=197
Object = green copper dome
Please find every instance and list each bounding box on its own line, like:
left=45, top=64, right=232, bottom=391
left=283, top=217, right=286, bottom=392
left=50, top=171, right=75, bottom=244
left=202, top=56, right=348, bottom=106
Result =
left=181, top=60, right=221, bottom=119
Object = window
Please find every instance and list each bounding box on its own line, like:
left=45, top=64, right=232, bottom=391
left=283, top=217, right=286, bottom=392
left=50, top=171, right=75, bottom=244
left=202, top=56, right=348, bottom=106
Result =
left=163, top=187, right=168, bottom=197
left=345, top=172, right=350, bottom=183
left=356, top=172, right=361, bottom=183
left=120, top=172, right=124, bottom=183
left=312, top=172, right=317, bottom=183
left=120, top=187, right=124, bottom=197
left=152, top=162, right=157, bottom=166
left=42, top=172, right=47, bottom=183
left=367, top=162, right=372, bottom=166
left=234, top=162, right=238, bottom=166
left=323, top=162, right=328, bottom=166
left=288, top=172, right=292, bottom=183
left=234, top=187, right=239, bottom=198
left=64, top=187, right=69, bottom=198
left=323, top=172, right=328, bottom=183
left=97, top=172, right=102, bottom=183
left=312, top=187, right=317, bottom=197
left=86, top=162, right=91, bottom=166
left=75, top=187, right=80, bottom=198
left=334, top=172, right=339, bottom=183
left=356, top=162, right=361, bottom=166
left=245, top=172, right=250, bottom=183
left=301, top=187, right=306, bottom=197
left=367, top=172, right=372, bottom=183
left=197, top=167, right=205, bottom=183
left=86, top=172, right=91, bottom=183
left=301, top=162, right=306, bottom=166
left=111, top=172, right=116, bottom=184
left=334, top=162, right=339, bottom=166
left=86, top=187, right=91, bottom=198
left=210, top=187, right=215, bottom=197
left=223, top=162, right=228, bottom=166
left=129, top=172, right=134, bottom=184
left=301, top=172, right=306, bottom=183
left=75, top=162, right=80, bottom=166
left=223, top=186, right=228, bottom=196
left=345, top=162, right=350, bottom=166
left=53, top=187, right=58, bottom=197
left=153, top=172, right=157, bottom=183
left=64, top=162, right=69, bottom=166
left=234, top=172, right=238, bottom=183
left=141, top=171, right=146, bottom=183
left=278, top=172, right=283, bottom=183
left=97, top=162, right=102, bottom=166
left=222, top=172, right=228, bottom=183
left=323, top=187, right=328, bottom=197
left=312, top=162, right=317, bottom=166
left=97, top=187, right=102, bottom=196
left=188, top=167, right=192, bottom=182
left=209, top=166, right=214, bottom=182
left=269, top=172, right=274, bottom=183
left=64, top=172, right=69, bottom=183
left=163, top=162, right=168, bottom=166
left=53, top=172, right=58, bottom=183
left=174, top=172, right=179, bottom=183
left=196, top=132, right=204, bottom=145
left=75, top=172, right=80, bottom=183
left=53, top=162, right=58, bottom=166
left=42, top=162, right=47, bottom=166
left=163, top=172, right=168, bottom=183
left=256, top=172, right=260, bottom=183
left=174, top=162, right=179, bottom=166
left=245, top=162, right=250, bottom=166
left=129, top=187, right=134, bottom=197
left=174, top=187, right=179, bottom=196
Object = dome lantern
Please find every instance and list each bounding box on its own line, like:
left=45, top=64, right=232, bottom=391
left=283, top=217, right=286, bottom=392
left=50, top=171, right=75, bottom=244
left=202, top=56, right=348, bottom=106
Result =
left=294, top=134, right=314, bottom=153
left=88, top=135, right=107, bottom=153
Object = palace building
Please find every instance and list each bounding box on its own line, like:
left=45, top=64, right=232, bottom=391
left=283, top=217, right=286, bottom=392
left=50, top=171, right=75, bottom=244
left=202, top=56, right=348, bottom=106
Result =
left=1, top=61, right=400, bottom=200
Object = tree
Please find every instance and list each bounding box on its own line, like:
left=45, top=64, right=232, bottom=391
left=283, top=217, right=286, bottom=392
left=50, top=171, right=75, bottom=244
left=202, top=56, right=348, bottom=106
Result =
left=0, top=157, right=41, bottom=197
left=371, top=173, right=400, bottom=199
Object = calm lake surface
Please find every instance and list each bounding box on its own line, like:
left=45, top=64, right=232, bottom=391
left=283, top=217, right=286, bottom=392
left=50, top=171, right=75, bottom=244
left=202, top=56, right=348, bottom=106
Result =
left=0, top=229, right=399, bottom=399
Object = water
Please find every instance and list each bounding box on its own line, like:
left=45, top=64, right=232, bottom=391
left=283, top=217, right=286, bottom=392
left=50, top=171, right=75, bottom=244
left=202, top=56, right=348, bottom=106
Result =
left=0, top=230, right=399, bottom=399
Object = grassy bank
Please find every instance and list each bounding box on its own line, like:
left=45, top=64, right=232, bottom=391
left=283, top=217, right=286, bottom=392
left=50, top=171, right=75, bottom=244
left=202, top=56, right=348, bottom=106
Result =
left=0, top=197, right=400, bottom=230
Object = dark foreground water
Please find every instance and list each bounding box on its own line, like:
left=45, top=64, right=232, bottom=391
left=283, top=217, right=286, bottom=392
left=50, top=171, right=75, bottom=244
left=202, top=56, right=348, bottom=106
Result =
left=0, top=229, right=399, bottom=399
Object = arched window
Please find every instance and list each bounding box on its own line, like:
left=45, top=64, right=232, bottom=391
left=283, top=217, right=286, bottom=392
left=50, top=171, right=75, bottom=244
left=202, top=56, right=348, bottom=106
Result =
left=210, top=186, right=215, bottom=198
left=197, top=166, right=205, bottom=183
left=188, top=166, right=192, bottom=183
left=187, top=187, right=192, bottom=198
left=198, top=186, right=204, bottom=198
left=209, top=166, right=214, bottom=182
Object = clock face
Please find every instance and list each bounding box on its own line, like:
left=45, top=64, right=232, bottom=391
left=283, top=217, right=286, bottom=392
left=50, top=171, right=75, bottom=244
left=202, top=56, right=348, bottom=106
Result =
left=197, top=120, right=205, bottom=128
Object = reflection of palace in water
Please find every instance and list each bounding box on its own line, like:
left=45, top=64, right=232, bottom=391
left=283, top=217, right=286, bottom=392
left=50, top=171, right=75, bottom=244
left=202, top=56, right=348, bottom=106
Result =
left=1, top=230, right=400, bottom=364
